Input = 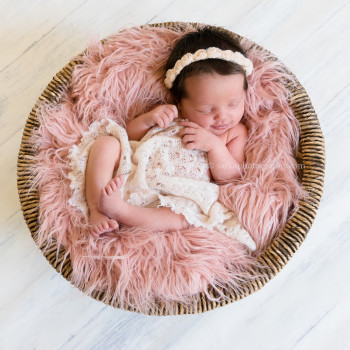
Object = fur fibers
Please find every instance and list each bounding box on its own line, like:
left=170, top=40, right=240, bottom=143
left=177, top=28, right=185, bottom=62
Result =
left=31, top=25, right=306, bottom=314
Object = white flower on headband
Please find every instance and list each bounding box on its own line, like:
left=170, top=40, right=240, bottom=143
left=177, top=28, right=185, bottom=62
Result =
left=164, top=47, right=253, bottom=89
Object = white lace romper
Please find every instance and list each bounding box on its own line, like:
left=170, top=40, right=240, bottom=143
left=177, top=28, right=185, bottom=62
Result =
left=68, top=118, right=256, bottom=251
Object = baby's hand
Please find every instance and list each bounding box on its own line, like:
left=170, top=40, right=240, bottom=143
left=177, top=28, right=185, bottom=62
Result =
left=144, top=105, right=178, bottom=129
left=178, top=121, right=222, bottom=152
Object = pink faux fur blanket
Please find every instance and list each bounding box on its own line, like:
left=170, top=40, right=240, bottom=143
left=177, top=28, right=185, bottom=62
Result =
left=32, top=24, right=306, bottom=314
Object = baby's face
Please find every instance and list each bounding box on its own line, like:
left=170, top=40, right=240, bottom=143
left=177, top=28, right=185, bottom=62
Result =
left=178, top=73, right=245, bottom=136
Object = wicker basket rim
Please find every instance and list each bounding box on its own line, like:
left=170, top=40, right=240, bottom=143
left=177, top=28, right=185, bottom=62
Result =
left=17, top=21, right=325, bottom=316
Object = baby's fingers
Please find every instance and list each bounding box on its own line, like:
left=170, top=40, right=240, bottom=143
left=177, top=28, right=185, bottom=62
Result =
left=183, top=140, right=202, bottom=150
left=156, top=111, right=177, bottom=128
left=154, top=115, right=167, bottom=128
left=181, top=134, right=196, bottom=144
left=178, top=126, right=198, bottom=137
left=164, top=104, right=178, bottom=119
left=163, top=105, right=178, bottom=124
left=178, top=120, right=200, bottom=128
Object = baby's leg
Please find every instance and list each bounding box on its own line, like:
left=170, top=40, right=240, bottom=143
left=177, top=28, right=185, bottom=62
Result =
left=99, top=176, right=189, bottom=231
left=85, top=136, right=121, bottom=236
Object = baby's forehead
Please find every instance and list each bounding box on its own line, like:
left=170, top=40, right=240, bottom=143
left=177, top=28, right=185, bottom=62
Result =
left=183, top=74, right=245, bottom=102
left=184, top=72, right=245, bottom=88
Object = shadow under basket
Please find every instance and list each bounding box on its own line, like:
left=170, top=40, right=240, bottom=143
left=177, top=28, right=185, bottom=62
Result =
left=17, top=22, right=325, bottom=316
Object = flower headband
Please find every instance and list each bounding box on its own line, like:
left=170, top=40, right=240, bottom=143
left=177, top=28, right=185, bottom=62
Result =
left=164, top=47, right=253, bottom=89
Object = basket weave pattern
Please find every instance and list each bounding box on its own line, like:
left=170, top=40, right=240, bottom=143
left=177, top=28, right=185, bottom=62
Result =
left=17, top=22, right=325, bottom=315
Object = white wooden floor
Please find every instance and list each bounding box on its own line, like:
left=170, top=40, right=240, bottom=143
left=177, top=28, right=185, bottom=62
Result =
left=1, top=0, right=350, bottom=349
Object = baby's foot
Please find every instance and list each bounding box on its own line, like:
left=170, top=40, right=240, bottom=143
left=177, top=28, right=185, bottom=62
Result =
left=89, top=210, right=119, bottom=237
left=98, top=175, right=127, bottom=220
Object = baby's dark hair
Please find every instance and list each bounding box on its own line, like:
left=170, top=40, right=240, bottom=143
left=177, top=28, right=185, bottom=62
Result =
left=166, top=27, right=248, bottom=102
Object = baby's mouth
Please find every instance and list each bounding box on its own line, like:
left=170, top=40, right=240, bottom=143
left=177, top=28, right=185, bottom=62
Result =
left=211, top=124, right=228, bottom=130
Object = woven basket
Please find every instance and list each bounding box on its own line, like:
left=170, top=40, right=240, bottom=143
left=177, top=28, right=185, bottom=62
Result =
left=17, top=22, right=325, bottom=315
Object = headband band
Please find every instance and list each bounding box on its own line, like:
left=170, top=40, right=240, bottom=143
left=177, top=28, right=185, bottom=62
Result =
left=164, top=47, right=253, bottom=89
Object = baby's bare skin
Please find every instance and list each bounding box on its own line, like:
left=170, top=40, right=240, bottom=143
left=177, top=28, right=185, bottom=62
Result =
left=85, top=73, right=247, bottom=236
left=98, top=175, right=127, bottom=221
left=85, top=135, right=121, bottom=237
left=85, top=105, right=181, bottom=236
left=89, top=211, right=119, bottom=236
left=98, top=174, right=189, bottom=232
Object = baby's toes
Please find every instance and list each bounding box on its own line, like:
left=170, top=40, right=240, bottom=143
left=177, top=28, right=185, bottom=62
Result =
left=90, top=227, right=97, bottom=237
left=100, top=187, right=107, bottom=198
left=116, top=174, right=124, bottom=188
left=103, top=183, right=113, bottom=196
left=96, top=223, right=103, bottom=233
left=109, top=179, right=117, bottom=192
left=108, top=219, right=119, bottom=230
left=101, top=221, right=109, bottom=231
left=91, top=225, right=101, bottom=238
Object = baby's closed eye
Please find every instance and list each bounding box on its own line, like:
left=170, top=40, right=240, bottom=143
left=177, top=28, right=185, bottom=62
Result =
left=196, top=109, right=212, bottom=114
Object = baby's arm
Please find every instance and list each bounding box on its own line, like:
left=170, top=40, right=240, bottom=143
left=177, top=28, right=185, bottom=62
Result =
left=208, top=123, right=247, bottom=182
left=126, top=105, right=178, bottom=141
left=178, top=121, right=247, bottom=183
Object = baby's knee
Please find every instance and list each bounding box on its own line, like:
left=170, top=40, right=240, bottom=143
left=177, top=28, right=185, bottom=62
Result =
left=91, top=135, right=121, bottom=156
left=88, top=136, right=121, bottom=167
left=94, top=135, right=120, bottom=149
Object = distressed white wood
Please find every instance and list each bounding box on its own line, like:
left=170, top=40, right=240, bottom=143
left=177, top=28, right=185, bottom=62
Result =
left=1, top=0, right=349, bottom=349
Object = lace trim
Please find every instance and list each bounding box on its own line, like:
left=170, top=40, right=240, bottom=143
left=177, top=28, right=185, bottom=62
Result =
left=67, top=118, right=256, bottom=251
left=67, top=118, right=131, bottom=217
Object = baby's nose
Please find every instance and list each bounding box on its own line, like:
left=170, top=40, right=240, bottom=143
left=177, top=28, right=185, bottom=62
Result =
left=214, top=109, right=226, bottom=120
